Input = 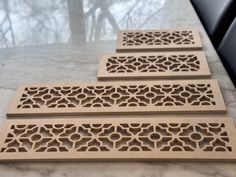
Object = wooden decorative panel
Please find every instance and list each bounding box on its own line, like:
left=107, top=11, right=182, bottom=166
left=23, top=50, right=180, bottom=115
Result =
left=7, top=80, right=226, bottom=117
left=0, top=117, right=235, bottom=161
left=116, top=28, right=203, bottom=52
left=98, top=51, right=210, bottom=80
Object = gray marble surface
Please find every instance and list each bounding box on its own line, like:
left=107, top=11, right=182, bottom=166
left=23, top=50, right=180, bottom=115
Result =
left=0, top=0, right=235, bottom=176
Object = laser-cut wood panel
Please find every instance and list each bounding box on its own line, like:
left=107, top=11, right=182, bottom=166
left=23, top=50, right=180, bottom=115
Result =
left=98, top=51, right=210, bottom=80
left=7, top=80, right=226, bottom=117
left=0, top=117, right=236, bottom=162
left=116, top=28, right=203, bottom=52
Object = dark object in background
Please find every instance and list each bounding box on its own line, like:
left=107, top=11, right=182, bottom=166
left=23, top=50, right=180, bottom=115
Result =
left=218, top=18, right=236, bottom=87
left=191, top=0, right=236, bottom=48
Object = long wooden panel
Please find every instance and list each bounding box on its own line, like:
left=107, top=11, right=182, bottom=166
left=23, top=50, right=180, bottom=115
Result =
left=7, top=80, right=226, bottom=117
left=0, top=117, right=235, bottom=162
left=116, top=28, right=203, bottom=52
left=98, top=51, right=210, bottom=80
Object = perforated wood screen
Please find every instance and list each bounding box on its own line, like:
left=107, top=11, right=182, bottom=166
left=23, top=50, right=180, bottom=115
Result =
left=98, top=51, right=210, bottom=80
left=116, top=29, right=203, bottom=52
left=7, top=80, right=226, bottom=117
left=0, top=117, right=235, bottom=162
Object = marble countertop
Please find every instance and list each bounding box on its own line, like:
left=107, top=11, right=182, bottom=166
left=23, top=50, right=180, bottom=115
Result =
left=0, top=0, right=235, bottom=176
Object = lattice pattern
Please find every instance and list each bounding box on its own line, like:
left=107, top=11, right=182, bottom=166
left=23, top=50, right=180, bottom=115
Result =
left=0, top=122, right=232, bottom=153
left=7, top=80, right=226, bottom=116
left=122, top=31, right=195, bottom=46
left=0, top=118, right=235, bottom=161
left=17, top=84, right=216, bottom=108
left=116, top=29, right=202, bottom=52
left=106, top=54, right=200, bottom=73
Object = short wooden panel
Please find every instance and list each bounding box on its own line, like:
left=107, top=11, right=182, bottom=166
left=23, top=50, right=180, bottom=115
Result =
left=116, top=28, right=203, bottom=52
left=0, top=117, right=235, bottom=162
left=7, top=80, right=226, bottom=117
left=98, top=51, right=210, bottom=80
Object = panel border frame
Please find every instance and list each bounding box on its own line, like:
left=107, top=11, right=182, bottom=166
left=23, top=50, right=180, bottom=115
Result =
left=7, top=80, right=226, bottom=117
left=0, top=117, right=235, bottom=162
left=116, top=28, right=203, bottom=52
left=98, top=51, right=211, bottom=80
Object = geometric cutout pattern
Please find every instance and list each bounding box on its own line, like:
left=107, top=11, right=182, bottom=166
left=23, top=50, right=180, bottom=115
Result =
left=98, top=52, right=210, bottom=80
left=7, top=80, right=226, bottom=117
left=116, top=29, right=203, bottom=52
left=0, top=118, right=235, bottom=161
